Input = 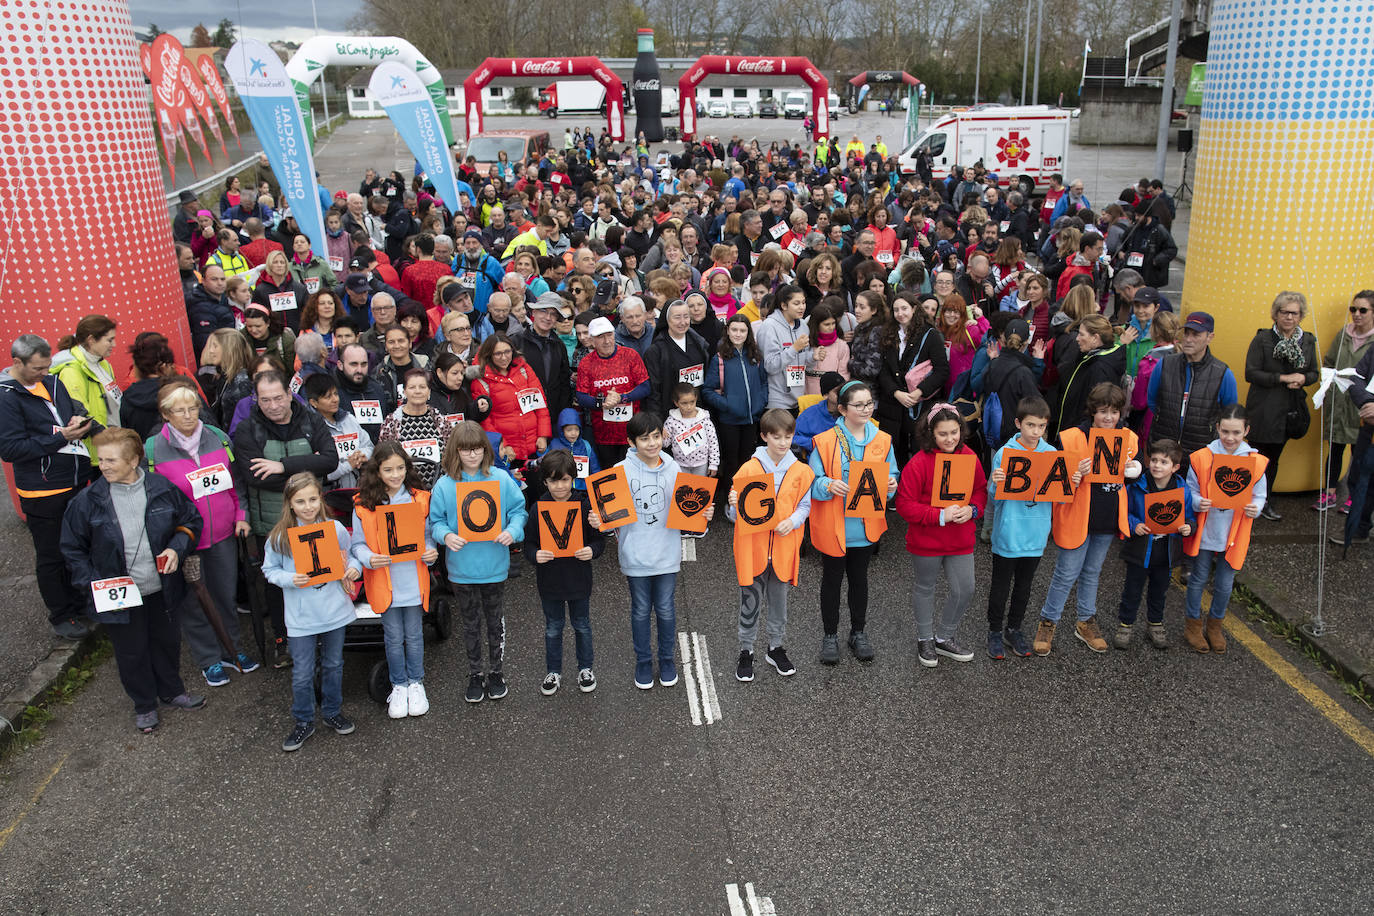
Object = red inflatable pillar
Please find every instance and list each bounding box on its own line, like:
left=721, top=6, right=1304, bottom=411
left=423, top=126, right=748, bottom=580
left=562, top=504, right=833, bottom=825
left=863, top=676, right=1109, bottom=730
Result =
left=0, top=0, right=193, bottom=375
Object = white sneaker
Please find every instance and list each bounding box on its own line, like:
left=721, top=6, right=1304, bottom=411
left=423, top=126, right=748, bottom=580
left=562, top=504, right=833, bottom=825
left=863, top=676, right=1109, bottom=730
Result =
left=577, top=668, right=597, bottom=693
left=387, top=685, right=408, bottom=719
left=541, top=672, right=560, bottom=696
left=407, top=682, right=429, bottom=716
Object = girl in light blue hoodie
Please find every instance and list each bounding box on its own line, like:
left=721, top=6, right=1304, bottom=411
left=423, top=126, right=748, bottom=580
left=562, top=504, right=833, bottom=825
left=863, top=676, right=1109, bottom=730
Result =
left=429, top=421, right=527, bottom=703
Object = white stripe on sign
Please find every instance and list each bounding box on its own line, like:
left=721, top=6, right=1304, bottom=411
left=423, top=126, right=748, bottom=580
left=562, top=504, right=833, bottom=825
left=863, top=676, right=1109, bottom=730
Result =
left=695, top=632, right=722, bottom=721
left=678, top=632, right=703, bottom=726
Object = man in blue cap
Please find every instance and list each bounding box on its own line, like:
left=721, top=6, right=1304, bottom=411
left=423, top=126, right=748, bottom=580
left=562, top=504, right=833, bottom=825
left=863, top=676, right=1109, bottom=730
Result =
left=1146, top=311, right=1238, bottom=460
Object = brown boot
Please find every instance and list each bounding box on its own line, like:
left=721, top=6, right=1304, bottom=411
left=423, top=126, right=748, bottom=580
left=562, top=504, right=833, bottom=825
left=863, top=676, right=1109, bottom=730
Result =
left=1183, top=616, right=1210, bottom=653
left=1205, top=616, right=1227, bottom=653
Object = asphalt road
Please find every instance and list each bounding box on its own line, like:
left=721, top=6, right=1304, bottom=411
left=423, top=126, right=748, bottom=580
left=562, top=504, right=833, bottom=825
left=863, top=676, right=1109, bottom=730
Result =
left=1, top=510, right=1370, bottom=913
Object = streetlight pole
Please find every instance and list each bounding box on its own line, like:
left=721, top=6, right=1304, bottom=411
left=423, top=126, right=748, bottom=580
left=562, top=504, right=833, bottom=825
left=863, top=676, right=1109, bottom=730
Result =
left=1021, top=0, right=1031, bottom=105
left=1031, top=0, right=1044, bottom=104
left=974, top=5, right=984, bottom=105
left=1154, top=0, right=1184, bottom=179
left=310, top=0, right=330, bottom=133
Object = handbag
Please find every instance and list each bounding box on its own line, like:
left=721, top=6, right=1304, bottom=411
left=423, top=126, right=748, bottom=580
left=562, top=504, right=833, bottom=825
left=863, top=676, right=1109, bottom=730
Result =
left=903, top=329, right=936, bottom=393
left=1285, top=388, right=1311, bottom=440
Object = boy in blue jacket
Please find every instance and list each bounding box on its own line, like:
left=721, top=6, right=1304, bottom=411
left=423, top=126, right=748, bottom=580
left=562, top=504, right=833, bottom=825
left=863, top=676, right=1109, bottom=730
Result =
left=541, top=406, right=599, bottom=490
left=985, top=396, right=1056, bottom=660
left=1114, top=437, right=1196, bottom=650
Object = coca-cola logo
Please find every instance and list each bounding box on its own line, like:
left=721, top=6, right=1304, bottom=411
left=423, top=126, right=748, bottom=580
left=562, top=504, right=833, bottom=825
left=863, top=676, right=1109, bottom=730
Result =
left=804, top=68, right=821, bottom=83
left=593, top=68, right=612, bottom=82
left=736, top=60, right=776, bottom=74
left=521, top=60, right=564, bottom=76
left=155, top=43, right=183, bottom=107
left=634, top=79, right=660, bottom=92
left=473, top=67, right=491, bottom=85
left=180, top=63, right=207, bottom=106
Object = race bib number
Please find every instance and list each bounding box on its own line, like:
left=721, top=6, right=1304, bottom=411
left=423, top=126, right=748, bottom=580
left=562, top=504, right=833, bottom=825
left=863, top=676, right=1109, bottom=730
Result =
left=1127, top=252, right=1145, bottom=267
left=603, top=401, right=633, bottom=423
left=305, top=277, right=321, bottom=294
left=675, top=423, right=707, bottom=452
left=92, top=576, right=141, bottom=613
left=1000, top=221, right=1010, bottom=233
left=750, top=251, right=760, bottom=266
left=444, top=413, right=465, bottom=425
left=269, top=291, right=297, bottom=312
left=787, top=239, right=806, bottom=256
left=52, top=426, right=88, bottom=457
left=458, top=271, right=477, bottom=290
left=678, top=364, right=704, bottom=386
left=574, top=454, right=589, bottom=479
left=187, top=462, right=232, bottom=500
left=288, top=372, right=303, bottom=395
left=876, top=251, right=894, bottom=265
left=333, top=432, right=360, bottom=459
left=328, top=256, right=344, bottom=272
left=516, top=388, right=546, bottom=414
left=104, top=380, right=122, bottom=399
left=785, top=365, right=805, bottom=388
left=403, top=438, right=440, bottom=462
left=351, top=400, right=382, bottom=424
left=769, top=221, right=787, bottom=240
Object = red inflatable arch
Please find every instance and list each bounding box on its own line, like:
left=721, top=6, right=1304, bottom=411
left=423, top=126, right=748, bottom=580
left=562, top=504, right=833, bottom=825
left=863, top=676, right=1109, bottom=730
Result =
left=463, top=58, right=625, bottom=141
left=679, top=56, right=829, bottom=142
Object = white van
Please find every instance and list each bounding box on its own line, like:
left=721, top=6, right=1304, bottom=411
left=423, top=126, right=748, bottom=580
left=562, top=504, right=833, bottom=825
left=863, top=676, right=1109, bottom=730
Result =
left=896, top=105, right=1071, bottom=196
left=783, top=92, right=807, bottom=118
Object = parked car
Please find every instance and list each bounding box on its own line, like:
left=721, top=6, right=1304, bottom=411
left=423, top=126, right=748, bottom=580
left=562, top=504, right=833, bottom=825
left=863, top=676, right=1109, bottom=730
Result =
left=731, top=100, right=753, bottom=118
left=758, top=99, right=778, bottom=118
left=706, top=99, right=729, bottom=118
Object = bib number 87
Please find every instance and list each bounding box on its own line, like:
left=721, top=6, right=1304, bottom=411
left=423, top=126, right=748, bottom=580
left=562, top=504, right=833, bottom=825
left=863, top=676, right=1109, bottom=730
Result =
left=108, top=585, right=127, bottom=601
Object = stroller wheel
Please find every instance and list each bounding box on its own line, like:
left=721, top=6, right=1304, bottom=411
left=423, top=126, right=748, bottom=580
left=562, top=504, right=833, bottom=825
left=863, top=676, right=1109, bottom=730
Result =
left=367, top=659, right=390, bottom=704
left=431, top=598, right=454, bottom=641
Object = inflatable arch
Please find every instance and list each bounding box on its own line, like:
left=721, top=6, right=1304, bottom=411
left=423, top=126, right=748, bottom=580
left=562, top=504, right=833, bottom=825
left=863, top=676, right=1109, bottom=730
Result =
left=680, top=56, right=829, bottom=141
left=285, top=36, right=455, bottom=145
left=462, top=58, right=626, bottom=142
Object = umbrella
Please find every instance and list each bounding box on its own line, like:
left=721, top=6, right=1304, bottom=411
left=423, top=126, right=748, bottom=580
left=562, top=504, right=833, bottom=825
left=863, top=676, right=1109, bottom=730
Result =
left=181, top=553, right=236, bottom=658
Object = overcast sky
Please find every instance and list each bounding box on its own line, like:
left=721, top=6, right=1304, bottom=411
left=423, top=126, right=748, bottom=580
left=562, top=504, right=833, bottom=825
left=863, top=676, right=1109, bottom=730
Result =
left=128, top=1, right=364, bottom=46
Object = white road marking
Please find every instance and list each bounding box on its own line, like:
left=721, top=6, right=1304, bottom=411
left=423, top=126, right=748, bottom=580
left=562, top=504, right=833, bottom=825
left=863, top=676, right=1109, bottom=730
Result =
left=695, top=632, right=722, bottom=722
left=725, top=882, right=777, bottom=915
left=725, top=884, right=748, bottom=916
left=678, top=631, right=702, bottom=726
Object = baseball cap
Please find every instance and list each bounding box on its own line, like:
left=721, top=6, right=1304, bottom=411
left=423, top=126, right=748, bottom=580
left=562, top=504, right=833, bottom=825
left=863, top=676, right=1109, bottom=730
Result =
left=178, top=189, right=196, bottom=204
left=532, top=291, right=571, bottom=318
left=587, top=317, right=615, bottom=338
left=348, top=255, right=368, bottom=271
left=593, top=277, right=618, bottom=306
left=463, top=228, right=484, bottom=241
left=1132, top=287, right=1162, bottom=306
left=1183, top=311, right=1215, bottom=333
left=819, top=371, right=845, bottom=395
left=344, top=275, right=371, bottom=294
left=441, top=283, right=470, bottom=305
left=1005, top=318, right=1031, bottom=341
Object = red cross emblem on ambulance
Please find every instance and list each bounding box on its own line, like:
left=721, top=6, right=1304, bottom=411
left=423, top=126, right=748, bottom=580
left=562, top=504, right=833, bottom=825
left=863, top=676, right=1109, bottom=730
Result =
left=995, top=131, right=1031, bottom=166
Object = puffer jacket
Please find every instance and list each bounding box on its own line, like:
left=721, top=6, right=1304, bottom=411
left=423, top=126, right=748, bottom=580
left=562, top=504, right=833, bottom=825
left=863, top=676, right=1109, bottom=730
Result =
left=702, top=351, right=768, bottom=426
left=145, top=422, right=246, bottom=550
left=470, top=357, right=553, bottom=459
left=232, top=400, right=337, bottom=534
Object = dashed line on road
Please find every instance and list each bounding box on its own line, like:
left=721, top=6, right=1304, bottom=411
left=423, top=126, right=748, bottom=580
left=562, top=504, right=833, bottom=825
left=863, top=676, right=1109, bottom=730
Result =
left=0, top=752, right=67, bottom=854
left=726, top=882, right=777, bottom=915
left=679, top=631, right=722, bottom=725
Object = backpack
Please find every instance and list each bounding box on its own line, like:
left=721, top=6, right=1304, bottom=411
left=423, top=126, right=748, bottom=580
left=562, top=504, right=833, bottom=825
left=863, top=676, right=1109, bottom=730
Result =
left=982, top=389, right=1005, bottom=450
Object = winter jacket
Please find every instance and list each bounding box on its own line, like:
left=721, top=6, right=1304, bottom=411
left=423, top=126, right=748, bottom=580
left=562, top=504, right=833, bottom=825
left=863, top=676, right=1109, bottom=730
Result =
left=119, top=377, right=182, bottom=441
left=184, top=285, right=237, bottom=355
left=250, top=272, right=309, bottom=332
left=1322, top=325, right=1374, bottom=445
left=289, top=254, right=338, bottom=297
left=59, top=471, right=202, bottom=623
left=216, top=370, right=254, bottom=431
left=542, top=407, right=599, bottom=489
left=261, top=521, right=361, bottom=637
left=984, top=348, right=1044, bottom=446
left=52, top=346, right=120, bottom=464
left=1121, top=471, right=1196, bottom=568
left=335, top=367, right=389, bottom=443
left=1056, top=343, right=1127, bottom=436
left=895, top=445, right=989, bottom=557
left=644, top=328, right=712, bottom=417
left=469, top=358, right=553, bottom=460
left=522, top=487, right=606, bottom=600
left=0, top=370, right=100, bottom=493
left=371, top=353, right=430, bottom=414
left=511, top=326, right=574, bottom=421
left=987, top=434, right=1057, bottom=558
left=1116, top=220, right=1176, bottom=289
left=756, top=310, right=814, bottom=409
left=664, top=407, right=720, bottom=471
left=614, top=321, right=655, bottom=360
left=847, top=319, right=884, bottom=384
left=430, top=467, right=527, bottom=584
left=805, top=336, right=851, bottom=396
left=1243, top=327, right=1318, bottom=445
left=321, top=410, right=374, bottom=489
left=613, top=450, right=683, bottom=577
left=876, top=326, right=948, bottom=427
left=702, top=351, right=767, bottom=426
left=243, top=328, right=296, bottom=373
left=144, top=423, right=246, bottom=550
left=232, top=399, right=338, bottom=534
left=793, top=400, right=841, bottom=453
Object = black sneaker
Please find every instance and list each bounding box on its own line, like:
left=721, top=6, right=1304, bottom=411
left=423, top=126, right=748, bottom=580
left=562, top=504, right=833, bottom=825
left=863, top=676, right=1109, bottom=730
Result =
left=281, top=721, right=314, bottom=752
left=50, top=617, right=90, bottom=640
left=272, top=638, right=293, bottom=669
left=322, top=713, right=355, bottom=735
left=486, top=672, right=508, bottom=700
left=987, top=631, right=1005, bottom=660
left=1003, top=628, right=1032, bottom=657
left=766, top=646, right=796, bottom=676
left=847, top=630, right=875, bottom=662
left=736, top=650, right=755, bottom=682
left=917, top=639, right=938, bottom=668
left=464, top=674, right=485, bottom=704
left=818, top=634, right=840, bottom=665
left=1260, top=504, right=1282, bottom=521
left=934, top=638, right=974, bottom=662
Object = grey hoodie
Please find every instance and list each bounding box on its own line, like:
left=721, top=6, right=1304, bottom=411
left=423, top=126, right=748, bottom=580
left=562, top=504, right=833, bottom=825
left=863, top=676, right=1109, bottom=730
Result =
left=756, top=309, right=813, bottom=409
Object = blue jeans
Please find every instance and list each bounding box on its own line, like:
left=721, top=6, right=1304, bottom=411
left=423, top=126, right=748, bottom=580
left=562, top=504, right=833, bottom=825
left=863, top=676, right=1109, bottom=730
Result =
left=627, top=574, right=677, bottom=665
left=1039, top=533, right=1115, bottom=623
left=381, top=604, right=425, bottom=686
left=1185, top=548, right=1238, bottom=620
left=289, top=626, right=346, bottom=724
left=543, top=597, right=593, bottom=673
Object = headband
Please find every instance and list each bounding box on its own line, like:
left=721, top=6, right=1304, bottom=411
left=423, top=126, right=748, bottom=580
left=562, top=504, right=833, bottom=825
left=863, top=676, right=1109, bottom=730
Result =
left=927, top=402, right=959, bottom=417
left=839, top=381, right=867, bottom=398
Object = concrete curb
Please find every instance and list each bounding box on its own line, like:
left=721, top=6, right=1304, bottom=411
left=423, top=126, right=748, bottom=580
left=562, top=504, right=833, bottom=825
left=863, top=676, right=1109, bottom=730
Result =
left=1235, top=572, right=1372, bottom=689
left=0, top=631, right=98, bottom=755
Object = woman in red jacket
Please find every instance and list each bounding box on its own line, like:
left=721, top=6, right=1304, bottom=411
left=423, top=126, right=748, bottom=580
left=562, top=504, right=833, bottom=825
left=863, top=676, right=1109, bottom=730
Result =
left=866, top=205, right=901, bottom=269
left=468, top=333, right=551, bottom=460
left=895, top=404, right=988, bottom=668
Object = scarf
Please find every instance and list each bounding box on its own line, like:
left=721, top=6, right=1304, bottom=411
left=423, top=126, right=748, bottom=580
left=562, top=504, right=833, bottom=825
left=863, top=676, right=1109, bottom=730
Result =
left=1272, top=325, right=1306, bottom=369
left=291, top=250, right=314, bottom=267
left=817, top=330, right=838, bottom=347
left=1345, top=322, right=1374, bottom=353
left=77, top=344, right=122, bottom=423
left=168, top=420, right=204, bottom=458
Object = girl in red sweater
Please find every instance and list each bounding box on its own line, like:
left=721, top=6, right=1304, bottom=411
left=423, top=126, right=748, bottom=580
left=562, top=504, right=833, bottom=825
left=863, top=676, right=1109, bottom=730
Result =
left=895, top=404, right=988, bottom=668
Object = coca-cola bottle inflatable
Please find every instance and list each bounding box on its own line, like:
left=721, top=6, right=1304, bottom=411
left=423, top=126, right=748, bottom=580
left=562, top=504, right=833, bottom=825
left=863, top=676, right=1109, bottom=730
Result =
left=633, top=29, right=664, bottom=142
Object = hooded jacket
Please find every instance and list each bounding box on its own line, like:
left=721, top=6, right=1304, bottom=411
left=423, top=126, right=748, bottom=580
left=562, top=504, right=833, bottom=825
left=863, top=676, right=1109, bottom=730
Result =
left=52, top=346, right=120, bottom=463
left=0, top=370, right=99, bottom=493
left=895, top=444, right=989, bottom=557
left=987, top=434, right=1057, bottom=558
left=144, top=422, right=246, bottom=550
left=756, top=309, right=814, bottom=409
left=702, top=349, right=767, bottom=427
left=614, top=449, right=683, bottom=577
left=1056, top=342, right=1127, bottom=435
left=1122, top=470, right=1197, bottom=568
left=544, top=406, right=599, bottom=489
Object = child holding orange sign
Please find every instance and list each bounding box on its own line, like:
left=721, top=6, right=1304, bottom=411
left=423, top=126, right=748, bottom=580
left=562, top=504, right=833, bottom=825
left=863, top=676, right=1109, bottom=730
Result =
left=261, top=472, right=362, bottom=753
left=895, top=404, right=988, bottom=668
left=1114, top=438, right=1195, bottom=651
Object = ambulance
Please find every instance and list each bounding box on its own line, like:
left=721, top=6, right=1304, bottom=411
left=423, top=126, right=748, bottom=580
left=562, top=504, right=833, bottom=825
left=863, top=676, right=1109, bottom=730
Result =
left=896, top=105, right=1071, bottom=198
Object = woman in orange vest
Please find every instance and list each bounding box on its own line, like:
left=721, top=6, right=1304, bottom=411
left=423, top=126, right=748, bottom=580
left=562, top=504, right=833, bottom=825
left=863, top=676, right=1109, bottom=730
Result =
left=350, top=441, right=439, bottom=720
left=1183, top=404, right=1268, bottom=654
left=807, top=381, right=899, bottom=666
left=727, top=409, right=815, bottom=683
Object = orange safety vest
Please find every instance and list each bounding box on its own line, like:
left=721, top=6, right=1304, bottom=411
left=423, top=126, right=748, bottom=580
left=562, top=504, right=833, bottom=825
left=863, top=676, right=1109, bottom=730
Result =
left=1051, top=426, right=1137, bottom=549
left=353, top=489, right=432, bottom=614
left=808, top=425, right=892, bottom=557
left=1182, top=447, right=1266, bottom=569
left=732, top=457, right=815, bottom=586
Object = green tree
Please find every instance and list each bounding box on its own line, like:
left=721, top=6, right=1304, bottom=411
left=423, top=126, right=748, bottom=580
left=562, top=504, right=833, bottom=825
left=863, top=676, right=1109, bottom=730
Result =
left=210, top=18, right=236, bottom=48
left=510, top=87, right=537, bottom=115
left=189, top=23, right=213, bottom=48
left=146, top=23, right=163, bottom=38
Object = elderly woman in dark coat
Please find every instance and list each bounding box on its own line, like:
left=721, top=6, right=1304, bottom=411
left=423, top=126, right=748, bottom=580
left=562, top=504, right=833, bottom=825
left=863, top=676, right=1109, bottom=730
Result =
left=1244, top=290, right=1319, bottom=520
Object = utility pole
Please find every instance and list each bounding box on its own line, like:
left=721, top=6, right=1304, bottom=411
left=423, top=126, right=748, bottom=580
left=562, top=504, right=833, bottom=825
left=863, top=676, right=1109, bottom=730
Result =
left=1154, top=0, right=1183, bottom=178
left=974, top=5, right=984, bottom=105
left=1021, top=0, right=1031, bottom=105
left=1031, top=0, right=1045, bottom=104
left=311, top=0, right=330, bottom=132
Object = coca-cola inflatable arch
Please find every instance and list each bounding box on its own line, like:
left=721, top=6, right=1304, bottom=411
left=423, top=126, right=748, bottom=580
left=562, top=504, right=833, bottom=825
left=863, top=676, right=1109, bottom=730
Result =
left=462, top=58, right=625, bottom=142
left=679, top=56, right=829, bottom=142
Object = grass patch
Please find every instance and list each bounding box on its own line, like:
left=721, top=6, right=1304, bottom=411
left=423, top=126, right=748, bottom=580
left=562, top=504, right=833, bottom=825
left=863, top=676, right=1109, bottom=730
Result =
left=0, top=636, right=112, bottom=758
left=1234, top=585, right=1374, bottom=710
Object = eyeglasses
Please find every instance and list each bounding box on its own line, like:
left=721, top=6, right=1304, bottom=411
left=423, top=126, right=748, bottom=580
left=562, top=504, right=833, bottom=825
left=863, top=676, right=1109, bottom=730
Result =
left=1350, top=306, right=1370, bottom=314
left=166, top=407, right=199, bottom=417
left=846, top=401, right=875, bottom=411
left=1276, top=310, right=1301, bottom=317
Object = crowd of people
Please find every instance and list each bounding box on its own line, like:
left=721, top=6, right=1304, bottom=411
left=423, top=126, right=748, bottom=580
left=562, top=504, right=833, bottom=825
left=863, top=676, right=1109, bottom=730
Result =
left=3, top=133, right=1370, bottom=751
